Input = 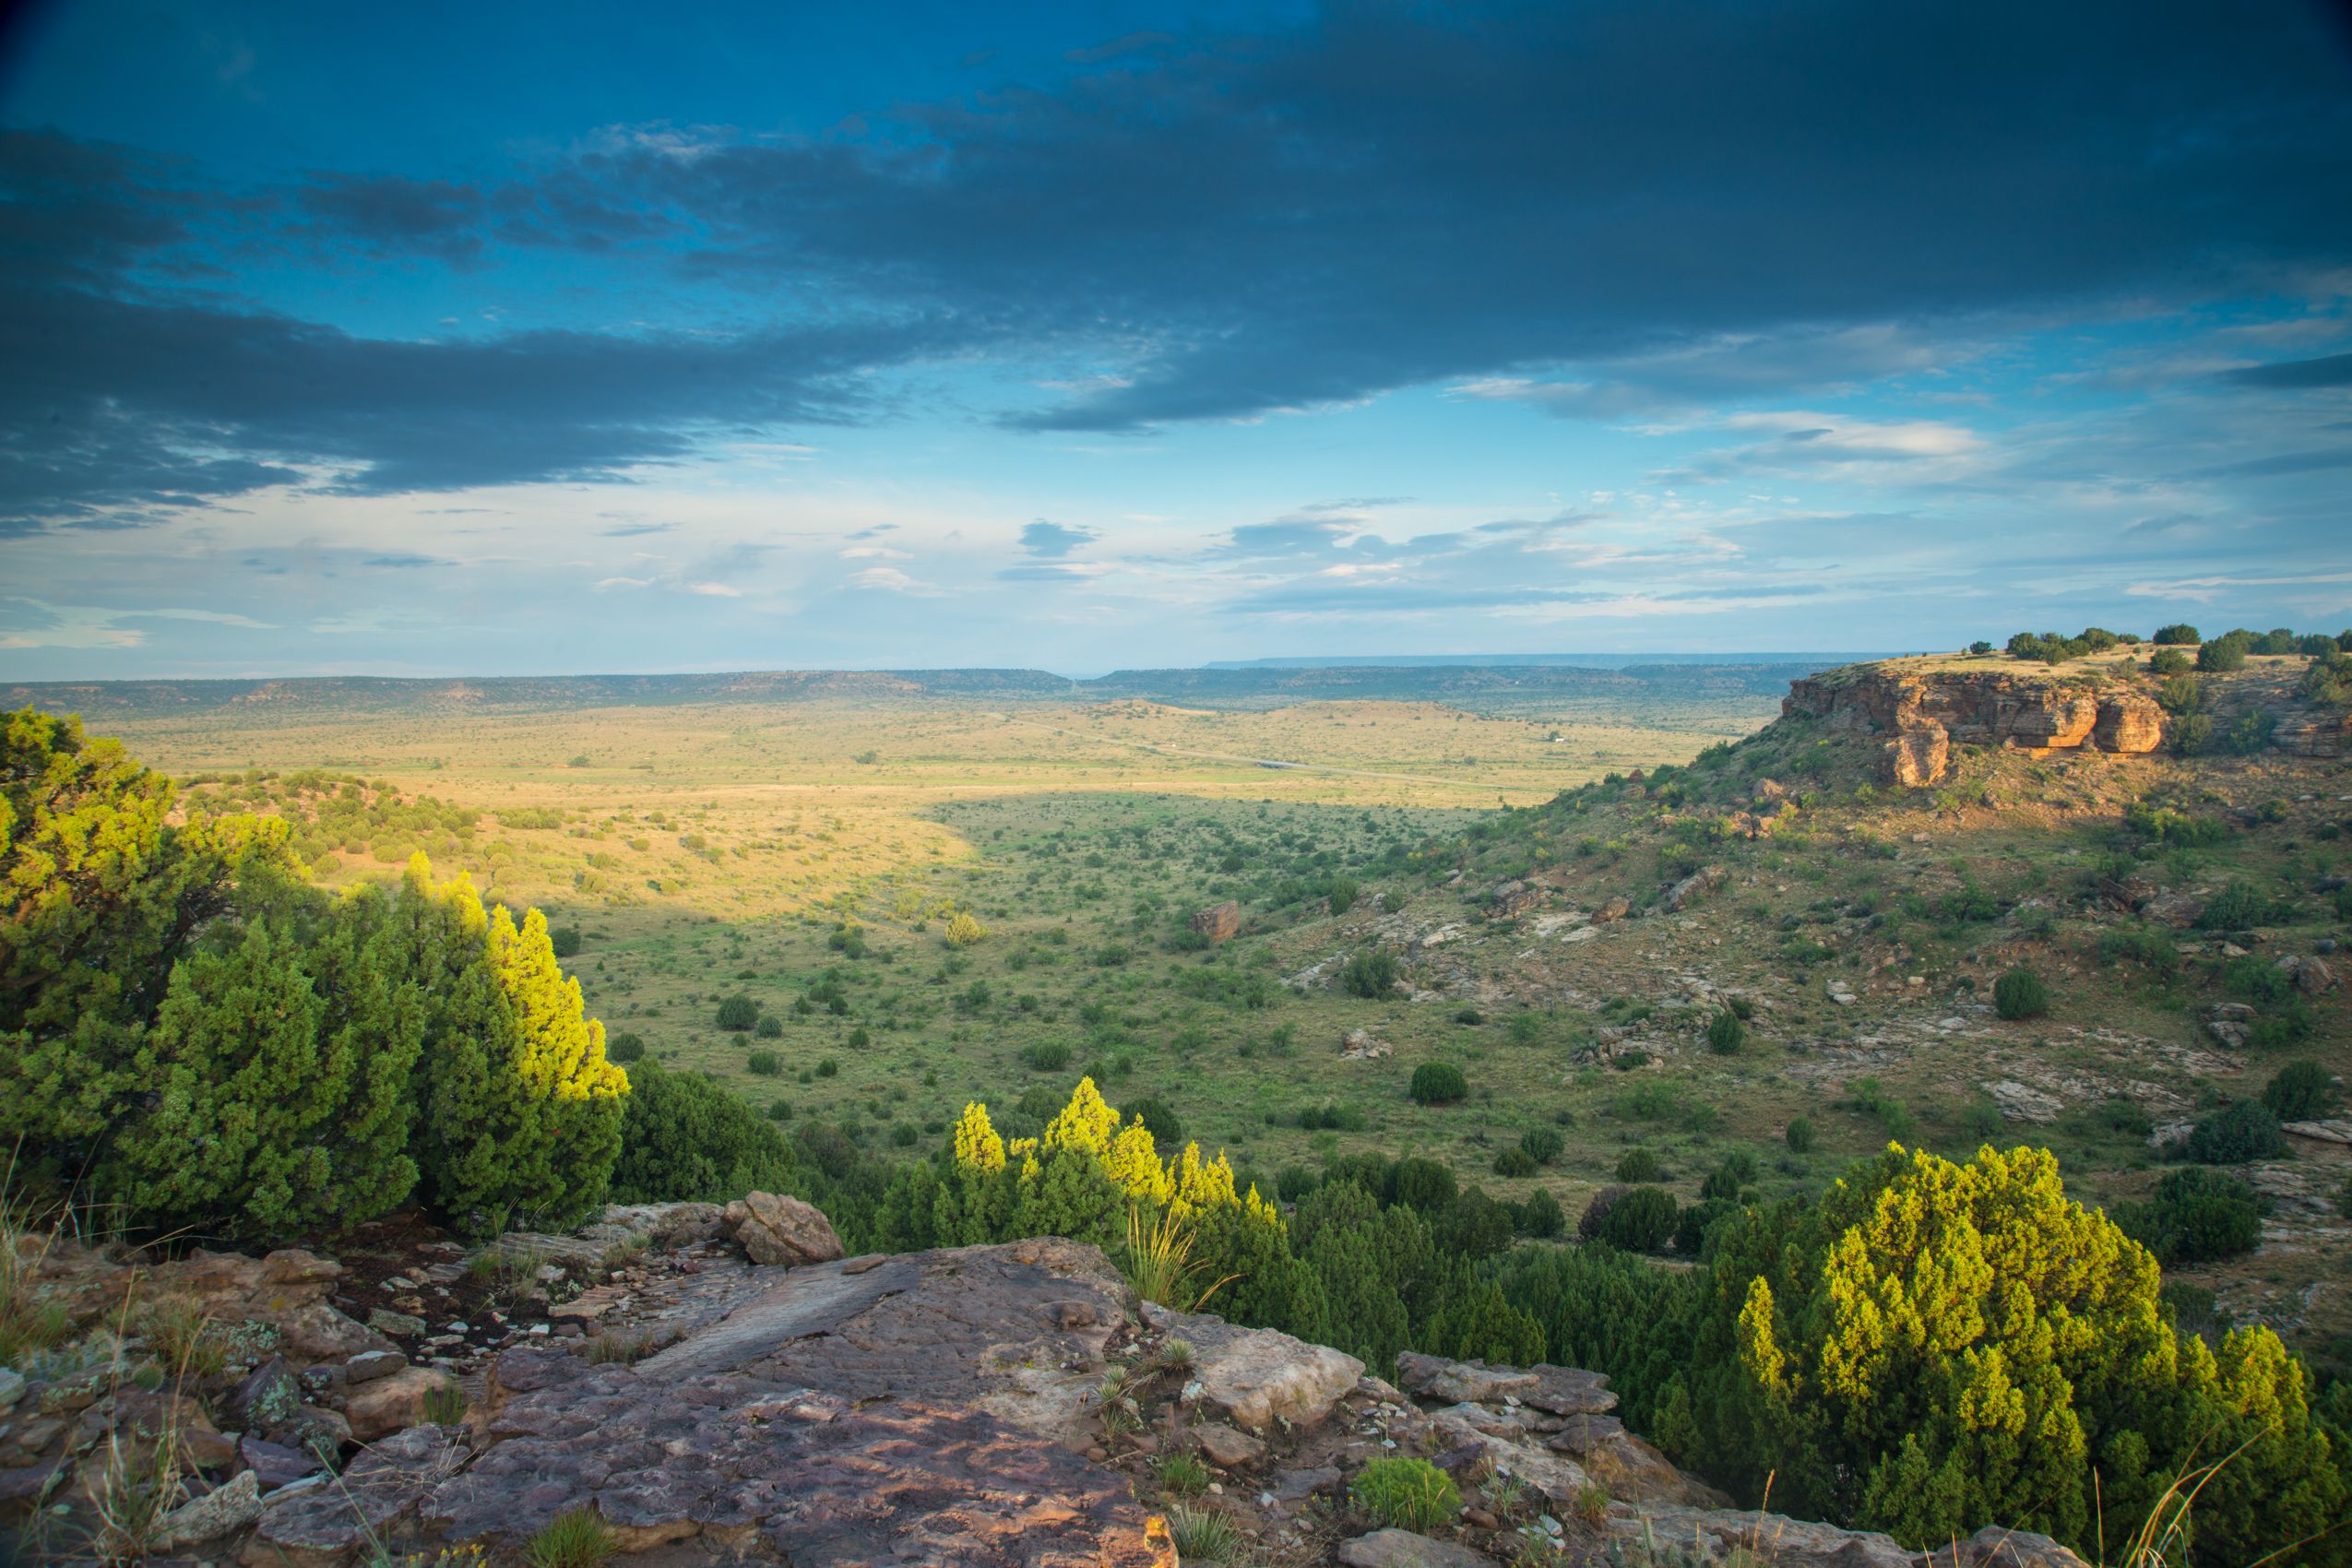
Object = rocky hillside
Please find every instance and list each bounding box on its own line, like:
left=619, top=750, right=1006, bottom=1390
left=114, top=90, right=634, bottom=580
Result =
left=0, top=1197, right=2103, bottom=1568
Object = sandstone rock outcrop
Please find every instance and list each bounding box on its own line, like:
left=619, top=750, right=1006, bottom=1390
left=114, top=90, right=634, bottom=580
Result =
left=1192, top=899, right=1242, bottom=941
left=1144, top=1302, right=1364, bottom=1431
left=1786, top=667, right=2167, bottom=787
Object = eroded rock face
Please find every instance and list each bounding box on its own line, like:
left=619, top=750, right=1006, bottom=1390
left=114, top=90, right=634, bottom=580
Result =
left=1785, top=670, right=2166, bottom=764
left=1192, top=900, right=1242, bottom=941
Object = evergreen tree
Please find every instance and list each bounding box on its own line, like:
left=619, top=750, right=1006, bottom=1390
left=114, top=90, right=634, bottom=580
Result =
left=609, top=1060, right=797, bottom=1204
left=118, top=921, right=338, bottom=1237
left=488, top=903, right=628, bottom=1224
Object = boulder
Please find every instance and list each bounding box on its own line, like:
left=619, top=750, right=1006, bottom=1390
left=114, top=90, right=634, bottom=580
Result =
left=1192, top=1422, right=1265, bottom=1469
left=1341, top=1028, right=1393, bottom=1061
left=2278, top=954, right=2335, bottom=994
left=1591, top=897, right=1631, bottom=924
left=2143, top=890, right=2205, bottom=928
left=228, top=1358, right=304, bottom=1437
left=1520, top=1364, right=1619, bottom=1417
left=344, top=1348, right=407, bottom=1385
left=723, top=1190, right=846, bottom=1268
left=1925, top=1526, right=2092, bottom=1568
left=1192, top=901, right=1242, bottom=942
left=1610, top=1506, right=1918, bottom=1568
left=369, top=1306, right=427, bottom=1337
left=345, top=1365, right=462, bottom=1443
left=154, top=1467, right=263, bottom=1551
left=1339, top=1528, right=1496, bottom=1567
left=1664, top=865, right=1726, bottom=912
left=1426, top=1408, right=1591, bottom=1506
left=245, top=1424, right=459, bottom=1568
left=1149, top=1305, right=1363, bottom=1432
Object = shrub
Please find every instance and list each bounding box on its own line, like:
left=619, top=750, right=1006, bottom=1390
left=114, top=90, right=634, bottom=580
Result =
left=609, top=1061, right=798, bottom=1206
left=1408, top=1062, right=1468, bottom=1105
left=1022, top=1040, right=1073, bottom=1072
left=1391, top=1157, right=1458, bottom=1213
left=549, top=926, right=583, bottom=958
left=2152, top=623, right=2200, bottom=645
left=2155, top=674, right=2201, bottom=714
left=1494, top=1146, right=1538, bottom=1178
left=2196, top=636, right=2247, bottom=672
left=1162, top=1504, right=1242, bottom=1562
left=605, top=1031, right=645, bottom=1064
left=1785, top=1116, right=1814, bottom=1153
left=2186, top=1100, right=2287, bottom=1164
left=2222, top=710, right=2277, bottom=755
left=1992, top=967, right=2049, bottom=1021
left=1700, top=1152, right=1757, bottom=1202
left=1341, top=947, right=1401, bottom=998
left=1705, top=1010, right=1746, bottom=1054
left=1326, top=875, right=1360, bottom=914
left=1616, top=1147, right=1666, bottom=1182
left=1594, top=1185, right=1679, bottom=1253
left=2123, top=1167, right=2265, bottom=1264
left=2170, top=712, right=2214, bottom=754
left=754, top=1015, right=782, bottom=1039
left=746, top=1051, right=780, bottom=1076
left=1351, top=1457, right=1461, bottom=1531
left=1516, top=1185, right=1564, bottom=1238
left=1520, top=1125, right=1564, bottom=1166
left=2147, top=647, right=2192, bottom=676
left=716, top=994, right=758, bottom=1031
left=944, top=911, right=987, bottom=947
left=1670, top=1144, right=2346, bottom=1560
left=1124, top=1095, right=1184, bottom=1150
left=2261, top=1061, right=2339, bottom=1123
left=2198, top=882, right=2274, bottom=931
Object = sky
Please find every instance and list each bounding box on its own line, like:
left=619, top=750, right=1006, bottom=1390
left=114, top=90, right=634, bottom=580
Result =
left=1, top=0, right=2349, bottom=678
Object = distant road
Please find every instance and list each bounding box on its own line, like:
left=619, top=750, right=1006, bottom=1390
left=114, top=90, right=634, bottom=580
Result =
left=989, top=714, right=1529, bottom=796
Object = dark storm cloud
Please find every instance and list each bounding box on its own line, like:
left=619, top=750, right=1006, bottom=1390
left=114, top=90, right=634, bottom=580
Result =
left=6, top=0, right=2351, bottom=527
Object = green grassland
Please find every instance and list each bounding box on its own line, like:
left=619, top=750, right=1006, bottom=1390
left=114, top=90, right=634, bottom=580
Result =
left=67, top=649, right=2352, bottom=1379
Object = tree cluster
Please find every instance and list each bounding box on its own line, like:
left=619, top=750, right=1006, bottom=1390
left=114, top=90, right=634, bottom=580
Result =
left=1, top=709, right=628, bottom=1241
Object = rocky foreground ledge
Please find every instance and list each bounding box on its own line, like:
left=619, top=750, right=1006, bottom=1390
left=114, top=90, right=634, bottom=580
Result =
left=5, top=1200, right=2097, bottom=1567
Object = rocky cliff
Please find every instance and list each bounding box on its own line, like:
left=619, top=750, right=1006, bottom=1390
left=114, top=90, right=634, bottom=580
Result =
left=1782, top=665, right=2165, bottom=785
left=2, top=1201, right=2102, bottom=1568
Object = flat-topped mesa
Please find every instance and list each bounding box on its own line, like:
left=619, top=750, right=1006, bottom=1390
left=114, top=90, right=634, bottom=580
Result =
left=1783, top=665, right=2165, bottom=785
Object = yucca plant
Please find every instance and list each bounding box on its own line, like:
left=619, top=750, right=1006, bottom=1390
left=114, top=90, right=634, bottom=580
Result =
left=1119, top=1206, right=1238, bottom=1313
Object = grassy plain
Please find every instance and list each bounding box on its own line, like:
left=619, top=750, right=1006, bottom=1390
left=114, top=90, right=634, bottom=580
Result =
left=108, top=681, right=1772, bottom=1189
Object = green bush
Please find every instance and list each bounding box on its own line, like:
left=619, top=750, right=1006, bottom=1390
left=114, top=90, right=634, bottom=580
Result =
left=716, top=994, right=758, bottom=1031
left=2152, top=623, right=2201, bottom=645
left=608, top=1061, right=798, bottom=1204
left=1515, top=1185, right=1564, bottom=1238
left=1785, top=1116, right=1815, bottom=1153
left=2147, top=647, right=2192, bottom=676
left=754, top=1015, right=782, bottom=1039
left=2121, top=1167, right=2264, bottom=1264
left=1341, top=947, right=1402, bottom=998
left=2196, top=636, right=2247, bottom=672
left=1520, top=1125, right=1565, bottom=1166
left=1593, top=1185, right=1679, bottom=1253
left=1022, top=1040, right=1073, bottom=1071
left=1124, top=1095, right=1184, bottom=1149
left=1326, top=875, right=1360, bottom=914
left=2185, top=1100, right=2287, bottom=1164
left=1705, top=1009, right=1746, bottom=1053
left=2198, top=883, right=2275, bottom=931
left=1993, top=967, right=2049, bottom=1020
left=2170, top=712, right=2214, bottom=754
left=1493, top=1146, right=1538, bottom=1178
left=606, top=1032, right=646, bottom=1064
left=746, top=1051, right=780, bottom=1076
left=1616, top=1146, right=1666, bottom=1182
left=2261, top=1061, right=2339, bottom=1123
left=549, top=926, right=583, bottom=958
left=1350, top=1457, right=1460, bottom=1531
left=1408, top=1062, right=1468, bottom=1104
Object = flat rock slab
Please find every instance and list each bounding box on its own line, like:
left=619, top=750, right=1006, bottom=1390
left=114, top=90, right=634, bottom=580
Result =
left=283, top=1239, right=1171, bottom=1566
left=438, top=1360, right=1173, bottom=1565
left=1340, top=1526, right=1498, bottom=1567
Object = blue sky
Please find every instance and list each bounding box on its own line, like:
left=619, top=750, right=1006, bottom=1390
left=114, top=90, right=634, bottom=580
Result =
left=2, top=0, right=2349, bottom=677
